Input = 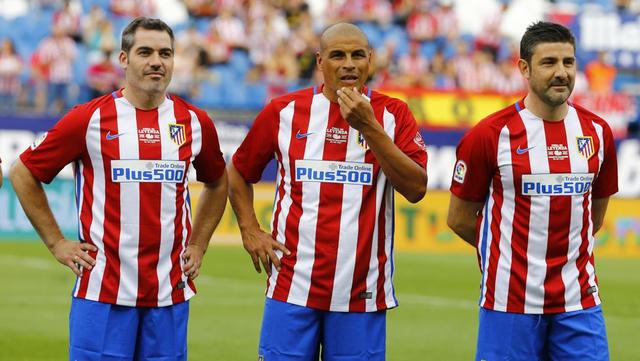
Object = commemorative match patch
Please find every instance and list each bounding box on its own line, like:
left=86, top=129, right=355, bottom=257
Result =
left=453, top=160, right=467, bottom=184
left=413, top=132, right=426, bottom=151
left=30, top=132, right=48, bottom=150
left=576, top=136, right=594, bottom=160
left=169, top=123, right=186, bottom=147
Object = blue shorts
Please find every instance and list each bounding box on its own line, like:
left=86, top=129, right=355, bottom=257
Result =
left=259, top=298, right=386, bottom=361
left=476, top=305, right=609, bottom=361
left=69, top=297, right=189, bottom=361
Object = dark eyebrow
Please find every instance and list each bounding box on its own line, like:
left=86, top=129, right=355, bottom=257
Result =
left=136, top=46, right=173, bottom=53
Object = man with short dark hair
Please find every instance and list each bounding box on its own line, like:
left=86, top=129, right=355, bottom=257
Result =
left=447, top=21, right=617, bottom=361
left=10, top=17, right=228, bottom=360
left=228, top=22, right=428, bottom=360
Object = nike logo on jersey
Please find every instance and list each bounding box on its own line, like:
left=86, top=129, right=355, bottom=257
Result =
left=106, top=131, right=125, bottom=140
left=516, top=145, right=535, bottom=155
left=296, top=130, right=314, bottom=139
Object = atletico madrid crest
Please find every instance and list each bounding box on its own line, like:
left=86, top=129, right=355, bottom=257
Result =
left=576, top=136, right=594, bottom=160
left=356, top=131, right=369, bottom=150
left=169, top=123, right=186, bottom=147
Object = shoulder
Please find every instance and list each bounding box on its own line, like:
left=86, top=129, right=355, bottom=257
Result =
left=571, top=101, right=612, bottom=130
left=269, top=87, right=315, bottom=110
left=63, top=92, right=114, bottom=123
left=369, top=90, right=408, bottom=111
left=170, top=94, right=214, bottom=122
left=472, top=103, right=519, bottom=135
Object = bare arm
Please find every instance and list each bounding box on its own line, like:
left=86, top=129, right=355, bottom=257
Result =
left=10, top=159, right=97, bottom=275
left=591, top=197, right=610, bottom=234
left=337, top=87, right=427, bottom=203
left=447, top=193, right=484, bottom=247
left=182, top=170, right=228, bottom=280
left=227, top=162, right=289, bottom=276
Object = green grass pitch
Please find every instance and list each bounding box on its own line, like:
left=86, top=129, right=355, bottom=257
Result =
left=0, top=242, right=638, bottom=360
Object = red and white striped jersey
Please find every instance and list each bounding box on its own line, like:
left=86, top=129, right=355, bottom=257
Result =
left=20, top=90, right=225, bottom=307
left=450, top=99, right=618, bottom=314
left=233, top=86, right=427, bottom=312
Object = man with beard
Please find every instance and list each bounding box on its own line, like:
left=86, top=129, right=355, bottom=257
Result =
left=447, top=21, right=617, bottom=361
left=228, top=22, right=428, bottom=360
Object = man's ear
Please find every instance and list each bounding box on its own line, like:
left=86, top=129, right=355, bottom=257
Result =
left=316, top=51, right=322, bottom=70
left=119, top=50, right=128, bottom=70
left=518, top=58, right=530, bottom=79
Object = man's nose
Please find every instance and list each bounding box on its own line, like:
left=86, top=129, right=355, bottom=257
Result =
left=342, top=55, right=356, bottom=69
left=148, top=52, right=162, bottom=67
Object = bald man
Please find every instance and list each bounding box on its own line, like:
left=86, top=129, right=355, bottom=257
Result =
left=228, top=23, right=428, bottom=360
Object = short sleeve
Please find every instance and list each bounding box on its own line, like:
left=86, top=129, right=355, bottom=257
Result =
left=392, top=101, right=428, bottom=169
left=591, top=123, right=618, bottom=198
left=232, top=102, right=278, bottom=183
left=192, top=111, right=226, bottom=183
left=449, top=125, right=497, bottom=202
left=19, top=107, right=88, bottom=183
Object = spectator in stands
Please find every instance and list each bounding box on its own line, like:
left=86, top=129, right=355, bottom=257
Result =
left=169, top=41, right=201, bottom=101
left=371, top=38, right=398, bottom=87
left=406, top=0, right=438, bottom=44
left=210, top=6, right=247, bottom=51
left=36, top=25, right=77, bottom=114
left=264, top=39, right=299, bottom=100
left=493, top=58, right=526, bottom=94
left=110, top=0, right=155, bottom=17
left=27, top=48, right=49, bottom=113
left=585, top=51, right=617, bottom=94
left=52, top=0, right=81, bottom=42
left=474, top=2, right=508, bottom=61
left=205, top=25, right=232, bottom=65
left=184, top=0, right=217, bottom=18
left=0, top=38, right=23, bottom=113
left=434, top=1, right=458, bottom=37
left=398, top=41, right=430, bottom=87
left=431, top=48, right=456, bottom=90
left=456, top=46, right=497, bottom=93
left=85, top=18, right=117, bottom=59
left=86, top=50, right=122, bottom=99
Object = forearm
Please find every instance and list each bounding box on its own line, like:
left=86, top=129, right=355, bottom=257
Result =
left=189, top=171, right=229, bottom=251
left=10, top=160, right=64, bottom=249
left=450, top=223, right=477, bottom=247
left=227, top=164, right=262, bottom=233
left=360, top=123, right=427, bottom=203
left=447, top=194, right=483, bottom=248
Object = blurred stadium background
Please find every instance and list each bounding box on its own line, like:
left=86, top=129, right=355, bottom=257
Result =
left=0, top=0, right=639, bottom=360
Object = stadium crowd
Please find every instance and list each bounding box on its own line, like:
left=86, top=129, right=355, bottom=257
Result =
left=0, top=0, right=633, bottom=114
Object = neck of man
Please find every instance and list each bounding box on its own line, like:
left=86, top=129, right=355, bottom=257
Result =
left=523, top=93, right=568, bottom=122
left=122, top=86, right=165, bottom=110
left=322, top=86, right=338, bottom=103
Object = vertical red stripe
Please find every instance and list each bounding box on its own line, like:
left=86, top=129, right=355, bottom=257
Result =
left=505, top=119, right=531, bottom=313
left=375, top=186, right=389, bottom=310
left=76, top=153, right=96, bottom=298
left=267, top=115, right=284, bottom=294
left=306, top=103, right=346, bottom=310
left=170, top=102, right=193, bottom=303
left=482, top=173, right=505, bottom=309
left=577, top=111, right=601, bottom=308
left=349, top=107, right=384, bottom=312
left=98, top=99, right=122, bottom=304
left=542, top=122, right=571, bottom=313
left=272, top=95, right=314, bottom=301
left=135, top=108, right=162, bottom=306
